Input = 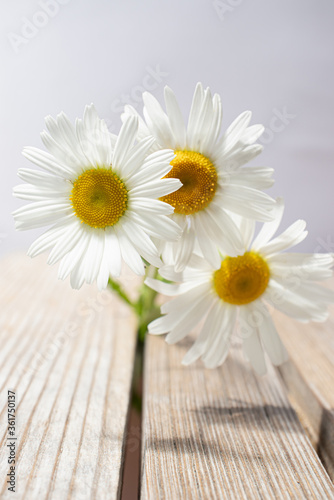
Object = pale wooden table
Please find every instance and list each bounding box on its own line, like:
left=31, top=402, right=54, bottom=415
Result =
left=0, top=254, right=333, bottom=499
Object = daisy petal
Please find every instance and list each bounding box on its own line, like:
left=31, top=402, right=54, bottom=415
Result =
left=182, top=298, right=221, bottom=365
left=240, top=305, right=267, bottom=375
left=173, top=224, right=196, bottom=272
left=143, top=92, right=174, bottom=148
left=112, top=115, right=138, bottom=170
left=254, top=301, right=288, bottom=366
left=121, top=105, right=153, bottom=142
left=164, top=86, right=186, bottom=149
left=202, top=304, right=236, bottom=368
left=194, top=216, right=221, bottom=268
left=220, top=184, right=275, bottom=222
left=166, top=291, right=213, bottom=344
left=22, top=147, right=75, bottom=177
left=115, top=226, right=145, bottom=276
left=252, top=197, right=285, bottom=250
left=122, top=218, right=162, bottom=268
left=218, top=111, right=252, bottom=155
left=187, top=82, right=204, bottom=144
left=260, top=220, right=307, bottom=257
left=145, top=277, right=198, bottom=297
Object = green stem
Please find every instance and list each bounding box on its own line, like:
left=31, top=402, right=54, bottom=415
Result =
left=136, top=265, right=160, bottom=342
left=108, top=277, right=137, bottom=310
left=108, top=265, right=161, bottom=342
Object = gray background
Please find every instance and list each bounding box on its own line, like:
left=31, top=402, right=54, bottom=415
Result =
left=1, top=0, right=334, bottom=257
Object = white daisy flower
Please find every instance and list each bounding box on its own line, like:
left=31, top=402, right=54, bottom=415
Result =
left=145, top=199, right=334, bottom=375
left=122, top=83, right=276, bottom=271
left=13, top=105, right=182, bottom=290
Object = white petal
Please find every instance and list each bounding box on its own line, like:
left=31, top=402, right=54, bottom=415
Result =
left=240, top=124, right=264, bottom=145
left=75, top=119, right=99, bottom=167
left=82, top=231, right=105, bottom=284
left=97, top=234, right=112, bottom=290
left=104, top=228, right=122, bottom=277
left=128, top=212, right=182, bottom=241
left=182, top=298, right=221, bottom=365
left=112, top=115, right=138, bottom=171
left=27, top=224, right=69, bottom=257
left=18, top=168, right=68, bottom=189
left=22, top=147, right=75, bottom=177
left=173, top=224, right=196, bottom=272
left=238, top=217, right=256, bottom=250
left=239, top=305, right=267, bottom=375
left=13, top=200, right=73, bottom=230
left=161, top=282, right=211, bottom=314
left=121, top=218, right=162, bottom=268
left=127, top=149, right=175, bottom=187
left=165, top=291, right=213, bottom=344
left=265, top=281, right=329, bottom=322
left=205, top=93, right=223, bottom=151
left=202, top=304, right=236, bottom=368
left=13, top=184, right=69, bottom=201
left=187, top=82, right=204, bottom=144
left=164, top=86, right=186, bottom=149
left=188, top=87, right=214, bottom=152
left=120, top=137, right=159, bottom=182
left=260, top=220, right=307, bottom=257
left=40, top=132, right=82, bottom=174
left=148, top=282, right=211, bottom=334
left=220, top=184, right=275, bottom=222
left=254, top=301, right=288, bottom=366
left=129, top=178, right=182, bottom=198
left=159, top=265, right=183, bottom=282
left=121, top=105, right=153, bottom=142
left=145, top=277, right=198, bottom=297
left=130, top=198, right=175, bottom=216
left=15, top=213, right=75, bottom=231
left=58, top=230, right=91, bottom=281
left=115, top=226, right=145, bottom=276
left=194, top=215, right=222, bottom=268
left=45, top=112, right=86, bottom=166
left=47, top=221, right=83, bottom=265
left=143, top=92, right=175, bottom=148
left=214, top=144, right=263, bottom=169
left=227, top=166, right=274, bottom=190
left=201, top=205, right=244, bottom=256
left=268, top=252, right=334, bottom=281
left=252, top=197, right=285, bottom=250
left=218, top=111, right=252, bottom=155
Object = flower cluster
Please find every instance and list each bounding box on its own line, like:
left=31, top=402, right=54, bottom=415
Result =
left=13, top=83, right=334, bottom=374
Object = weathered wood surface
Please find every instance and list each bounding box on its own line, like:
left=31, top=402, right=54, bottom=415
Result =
left=142, top=331, right=334, bottom=499
left=0, top=253, right=137, bottom=499
left=273, top=287, right=334, bottom=480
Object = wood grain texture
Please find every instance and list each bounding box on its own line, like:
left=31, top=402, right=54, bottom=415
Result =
left=141, top=333, right=334, bottom=499
left=273, top=280, right=334, bottom=480
left=0, top=253, right=137, bottom=499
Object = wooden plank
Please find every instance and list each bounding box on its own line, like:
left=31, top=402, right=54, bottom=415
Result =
left=0, top=253, right=137, bottom=499
left=141, top=332, right=334, bottom=499
left=273, top=280, right=334, bottom=480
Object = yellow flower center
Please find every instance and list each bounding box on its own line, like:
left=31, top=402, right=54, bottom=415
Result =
left=160, top=150, right=218, bottom=215
left=213, top=252, right=270, bottom=305
left=70, top=168, right=128, bottom=228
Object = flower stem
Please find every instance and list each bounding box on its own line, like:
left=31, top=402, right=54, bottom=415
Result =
left=135, top=265, right=160, bottom=342
left=108, top=277, right=138, bottom=310
left=108, top=265, right=161, bottom=342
